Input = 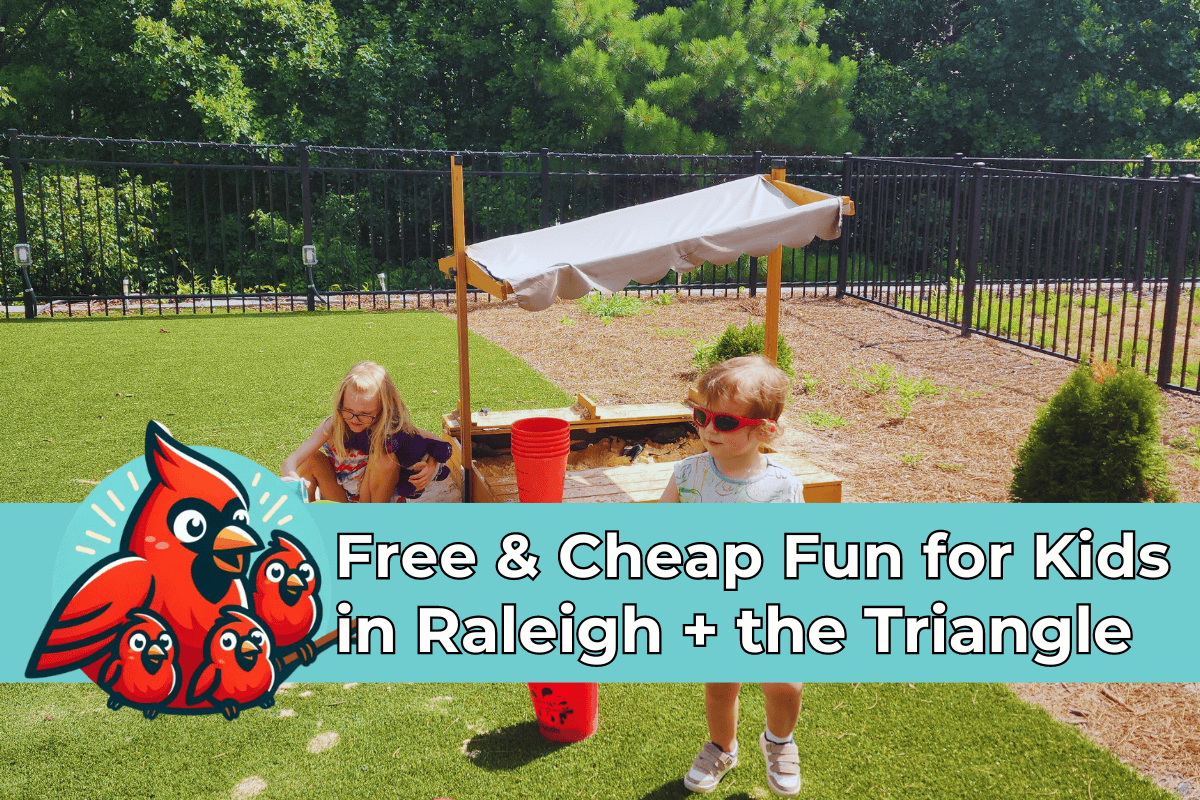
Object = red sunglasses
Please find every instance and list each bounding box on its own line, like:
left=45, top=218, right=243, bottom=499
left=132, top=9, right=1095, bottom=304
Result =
left=692, top=406, right=768, bottom=433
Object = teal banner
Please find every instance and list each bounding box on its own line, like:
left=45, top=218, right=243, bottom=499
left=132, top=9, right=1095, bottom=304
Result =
left=9, top=476, right=1199, bottom=683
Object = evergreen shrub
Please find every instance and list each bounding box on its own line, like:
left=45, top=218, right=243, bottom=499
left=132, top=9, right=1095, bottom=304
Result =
left=693, top=321, right=795, bottom=378
left=1009, top=361, right=1175, bottom=502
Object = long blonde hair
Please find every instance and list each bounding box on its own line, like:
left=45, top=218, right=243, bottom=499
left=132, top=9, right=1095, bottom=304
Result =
left=329, top=361, right=415, bottom=472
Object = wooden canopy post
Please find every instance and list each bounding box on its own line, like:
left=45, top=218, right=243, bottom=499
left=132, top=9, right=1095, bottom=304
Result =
left=451, top=156, right=472, bottom=502
left=765, top=159, right=786, bottom=363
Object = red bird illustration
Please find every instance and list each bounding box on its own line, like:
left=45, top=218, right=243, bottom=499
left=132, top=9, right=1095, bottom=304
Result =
left=97, top=609, right=181, bottom=719
left=186, top=606, right=277, bottom=720
left=27, top=421, right=262, bottom=712
left=251, top=531, right=322, bottom=662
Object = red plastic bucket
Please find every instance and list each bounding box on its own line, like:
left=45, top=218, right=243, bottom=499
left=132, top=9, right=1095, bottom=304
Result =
left=513, top=451, right=569, bottom=502
left=510, top=442, right=571, bottom=457
left=512, top=417, right=572, bottom=439
left=510, top=417, right=571, bottom=502
left=527, top=682, right=598, bottom=743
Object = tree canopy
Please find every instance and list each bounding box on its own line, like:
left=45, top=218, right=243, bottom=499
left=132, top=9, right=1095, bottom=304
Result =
left=826, top=0, right=1200, bottom=157
left=3, top=0, right=1200, bottom=157
left=524, top=0, right=859, bottom=154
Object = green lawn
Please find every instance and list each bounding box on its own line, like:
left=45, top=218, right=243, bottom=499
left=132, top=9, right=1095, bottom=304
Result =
left=0, top=682, right=1169, bottom=800
left=1, top=312, right=571, bottom=503
left=1, top=310, right=1175, bottom=800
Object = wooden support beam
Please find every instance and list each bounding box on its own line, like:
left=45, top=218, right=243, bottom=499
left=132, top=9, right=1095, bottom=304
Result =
left=451, top=156, right=472, bottom=502
left=437, top=254, right=511, bottom=301
left=765, top=162, right=786, bottom=364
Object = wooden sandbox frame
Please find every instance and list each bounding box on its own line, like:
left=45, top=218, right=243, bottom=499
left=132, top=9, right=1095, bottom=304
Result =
left=437, top=157, right=852, bottom=502
left=441, top=394, right=842, bottom=504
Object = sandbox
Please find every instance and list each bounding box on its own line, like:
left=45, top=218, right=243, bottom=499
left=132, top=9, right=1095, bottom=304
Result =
left=442, top=395, right=842, bottom=503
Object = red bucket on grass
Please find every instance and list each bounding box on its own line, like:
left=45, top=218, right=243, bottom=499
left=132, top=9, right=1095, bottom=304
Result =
left=511, top=417, right=571, bottom=503
left=527, top=682, right=599, bottom=743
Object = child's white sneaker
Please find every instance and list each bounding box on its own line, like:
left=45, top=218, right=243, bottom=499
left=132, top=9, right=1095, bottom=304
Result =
left=759, top=731, right=801, bottom=797
left=683, top=741, right=738, bottom=793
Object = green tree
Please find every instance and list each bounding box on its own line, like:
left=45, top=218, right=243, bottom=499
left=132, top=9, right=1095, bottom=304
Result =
left=826, top=0, right=1200, bottom=157
left=524, top=0, right=859, bottom=154
left=1, top=168, right=167, bottom=295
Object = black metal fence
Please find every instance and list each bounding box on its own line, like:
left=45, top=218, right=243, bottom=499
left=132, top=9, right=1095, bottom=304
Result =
left=4, top=131, right=1200, bottom=392
left=0, top=133, right=843, bottom=318
left=842, top=157, right=1200, bottom=392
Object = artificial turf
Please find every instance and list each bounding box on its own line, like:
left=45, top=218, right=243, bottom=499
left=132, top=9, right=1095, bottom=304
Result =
left=1, top=311, right=572, bottom=503
left=0, top=310, right=1175, bottom=800
left=0, top=682, right=1171, bottom=800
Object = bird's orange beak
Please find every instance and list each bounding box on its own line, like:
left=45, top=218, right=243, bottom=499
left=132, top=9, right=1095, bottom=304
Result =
left=213, top=526, right=257, bottom=573
left=287, top=574, right=304, bottom=588
left=240, top=639, right=260, bottom=654
left=148, top=644, right=165, bottom=658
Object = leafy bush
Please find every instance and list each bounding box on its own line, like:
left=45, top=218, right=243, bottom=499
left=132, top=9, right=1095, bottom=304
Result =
left=692, top=321, right=795, bottom=377
left=577, top=291, right=646, bottom=319
left=1009, top=361, right=1176, bottom=502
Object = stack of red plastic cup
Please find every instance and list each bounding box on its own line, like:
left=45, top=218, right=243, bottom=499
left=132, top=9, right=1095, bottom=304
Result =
left=510, top=417, right=571, bottom=503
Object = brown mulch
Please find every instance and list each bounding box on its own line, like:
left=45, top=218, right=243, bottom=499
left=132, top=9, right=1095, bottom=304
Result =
left=449, top=292, right=1200, bottom=504
left=435, top=292, right=1200, bottom=798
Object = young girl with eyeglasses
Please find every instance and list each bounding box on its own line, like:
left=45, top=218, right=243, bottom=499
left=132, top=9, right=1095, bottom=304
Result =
left=281, top=361, right=451, bottom=503
left=660, top=355, right=804, bottom=797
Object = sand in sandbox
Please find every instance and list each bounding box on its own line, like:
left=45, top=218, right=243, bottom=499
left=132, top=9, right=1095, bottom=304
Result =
left=476, top=433, right=705, bottom=481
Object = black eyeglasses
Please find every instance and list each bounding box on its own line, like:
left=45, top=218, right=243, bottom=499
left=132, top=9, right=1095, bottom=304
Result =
left=338, top=407, right=379, bottom=424
left=692, top=406, right=767, bottom=433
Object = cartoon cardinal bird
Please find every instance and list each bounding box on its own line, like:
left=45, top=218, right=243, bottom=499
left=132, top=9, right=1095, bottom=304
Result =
left=27, top=422, right=262, bottom=711
left=251, top=531, right=322, bottom=663
left=187, top=606, right=277, bottom=720
left=97, top=609, right=181, bottom=719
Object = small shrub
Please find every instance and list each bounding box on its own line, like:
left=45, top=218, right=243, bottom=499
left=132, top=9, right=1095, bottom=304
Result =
left=899, top=451, right=925, bottom=467
left=799, top=373, right=820, bottom=394
left=1009, top=361, right=1176, bottom=502
left=692, top=320, right=795, bottom=377
left=851, top=363, right=898, bottom=394
left=577, top=291, right=645, bottom=319
left=888, top=375, right=945, bottom=419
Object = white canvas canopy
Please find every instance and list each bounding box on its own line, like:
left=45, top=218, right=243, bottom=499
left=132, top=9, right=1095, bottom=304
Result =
left=455, top=175, right=845, bottom=311
left=440, top=158, right=853, bottom=501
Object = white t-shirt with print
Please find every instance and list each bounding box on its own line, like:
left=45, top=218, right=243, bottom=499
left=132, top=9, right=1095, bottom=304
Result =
left=673, top=452, right=803, bottom=503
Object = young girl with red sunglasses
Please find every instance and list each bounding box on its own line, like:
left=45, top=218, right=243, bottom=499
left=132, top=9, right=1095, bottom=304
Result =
left=660, top=355, right=804, bottom=797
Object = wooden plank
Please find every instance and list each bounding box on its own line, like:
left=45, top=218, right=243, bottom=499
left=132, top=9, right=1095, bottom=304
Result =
left=770, top=179, right=836, bottom=208
left=437, top=253, right=510, bottom=301
left=443, top=402, right=692, bottom=435
left=480, top=455, right=842, bottom=504
left=576, top=393, right=598, bottom=420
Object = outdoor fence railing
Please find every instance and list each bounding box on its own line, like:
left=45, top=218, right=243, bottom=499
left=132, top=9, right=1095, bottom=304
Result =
left=840, top=157, right=1200, bottom=393
left=5, top=131, right=1200, bottom=393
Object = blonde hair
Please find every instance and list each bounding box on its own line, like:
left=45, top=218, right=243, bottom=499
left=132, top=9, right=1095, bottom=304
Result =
left=329, top=361, right=414, bottom=472
left=695, top=356, right=790, bottom=438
